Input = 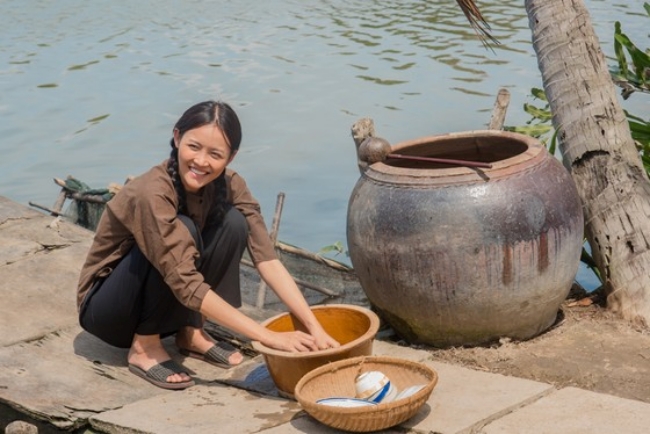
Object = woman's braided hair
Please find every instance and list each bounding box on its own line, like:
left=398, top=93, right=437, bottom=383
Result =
left=167, top=100, right=242, bottom=225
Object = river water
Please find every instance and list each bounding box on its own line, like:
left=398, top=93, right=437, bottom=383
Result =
left=1, top=1, right=647, bottom=289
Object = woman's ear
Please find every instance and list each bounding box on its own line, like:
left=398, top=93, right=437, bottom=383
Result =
left=173, top=128, right=181, bottom=148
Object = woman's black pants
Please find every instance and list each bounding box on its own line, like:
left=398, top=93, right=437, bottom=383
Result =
left=79, top=207, right=248, bottom=349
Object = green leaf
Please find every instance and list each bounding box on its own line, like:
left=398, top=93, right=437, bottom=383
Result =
left=614, top=31, right=650, bottom=85
left=531, top=87, right=548, bottom=101
left=319, top=241, right=347, bottom=256
left=614, top=22, right=628, bottom=80
left=625, top=110, right=650, bottom=145
left=629, top=120, right=650, bottom=133
left=523, top=103, right=552, bottom=122
left=506, top=124, right=552, bottom=137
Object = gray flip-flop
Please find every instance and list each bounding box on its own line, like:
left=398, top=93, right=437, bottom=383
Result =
left=180, top=341, right=241, bottom=369
left=128, top=359, right=195, bottom=390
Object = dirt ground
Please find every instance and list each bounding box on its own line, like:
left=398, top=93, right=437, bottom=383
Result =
left=397, top=285, right=650, bottom=404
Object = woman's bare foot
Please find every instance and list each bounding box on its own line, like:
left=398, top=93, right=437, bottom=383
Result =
left=175, top=326, right=243, bottom=366
left=128, top=334, right=192, bottom=384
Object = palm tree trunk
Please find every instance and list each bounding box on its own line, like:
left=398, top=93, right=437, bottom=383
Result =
left=525, top=0, right=650, bottom=326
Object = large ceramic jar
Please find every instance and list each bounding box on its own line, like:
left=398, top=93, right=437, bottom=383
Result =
left=347, top=130, right=584, bottom=347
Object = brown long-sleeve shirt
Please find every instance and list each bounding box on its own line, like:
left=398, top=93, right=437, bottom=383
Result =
left=76, top=161, right=277, bottom=312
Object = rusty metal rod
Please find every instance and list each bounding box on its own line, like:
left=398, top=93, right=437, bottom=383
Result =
left=387, top=153, right=493, bottom=169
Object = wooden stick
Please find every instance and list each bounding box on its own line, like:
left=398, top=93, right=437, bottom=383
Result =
left=28, top=202, right=64, bottom=217
left=256, top=193, right=285, bottom=308
left=489, top=88, right=511, bottom=130
left=351, top=118, right=377, bottom=174
left=269, top=193, right=285, bottom=247
left=387, top=153, right=493, bottom=169
left=52, top=188, right=67, bottom=214
left=351, top=117, right=376, bottom=148
left=276, top=241, right=352, bottom=272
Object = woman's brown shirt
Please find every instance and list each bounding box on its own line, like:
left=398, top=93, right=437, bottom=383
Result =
left=76, top=161, right=277, bottom=312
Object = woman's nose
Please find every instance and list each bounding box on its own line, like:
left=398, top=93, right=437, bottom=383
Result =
left=194, top=151, right=208, bottom=166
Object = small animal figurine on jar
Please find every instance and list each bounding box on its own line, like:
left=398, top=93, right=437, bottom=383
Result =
left=354, top=370, right=398, bottom=404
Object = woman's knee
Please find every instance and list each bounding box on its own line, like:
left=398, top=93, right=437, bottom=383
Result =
left=199, top=207, right=248, bottom=262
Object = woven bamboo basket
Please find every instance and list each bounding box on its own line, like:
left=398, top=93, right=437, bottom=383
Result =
left=294, top=355, right=438, bottom=432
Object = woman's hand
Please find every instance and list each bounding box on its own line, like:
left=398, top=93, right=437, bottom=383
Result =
left=254, top=260, right=342, bottom=351
left=262, top=330, right=321, bottom=353
left=309, top=325, right=341, bottom=350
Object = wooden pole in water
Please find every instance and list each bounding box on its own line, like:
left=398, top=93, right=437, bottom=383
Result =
left=255, top=192, right=285, bottom=308
left=488, top=88, right=511, bottom=130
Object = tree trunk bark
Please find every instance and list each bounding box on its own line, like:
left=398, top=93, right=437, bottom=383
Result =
left=525, top=0, right=650, bottom=326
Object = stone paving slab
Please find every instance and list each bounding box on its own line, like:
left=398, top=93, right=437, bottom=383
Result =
left=0, top=327, right=163, bottom=430
left=0, top=234, right=42, bottom=266
left=482, top=386, right=650, bottom=434
left=372, top=339, right=433, bottom=362
left=0, top=238, right=90, bottom=346
left=373, top=341, right=556, bottom=434
left=89, top=384, right=302, bottom=434
left=413, top=360, right=554, bottom=434
left=0, top=202, right=92, bottom=346
left=0, top=196, right=43, bottom=222
left=0, top=322, right=264, bottom=430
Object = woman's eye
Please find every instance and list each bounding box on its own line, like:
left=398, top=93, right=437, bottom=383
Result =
left=188, top=143, right=200, bottom=150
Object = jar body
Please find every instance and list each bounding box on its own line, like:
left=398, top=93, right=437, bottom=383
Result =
left=347, top=130, right=584, bottom=347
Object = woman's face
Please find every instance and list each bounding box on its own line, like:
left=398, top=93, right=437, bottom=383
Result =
left=174, top=123, right=235, bottom=193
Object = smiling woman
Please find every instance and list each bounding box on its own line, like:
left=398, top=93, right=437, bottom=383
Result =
left=173, top=115, right=238, bottom=194
left=175, top=124, right=234, bottom=193
left=76, top=100, right=341, bottom=391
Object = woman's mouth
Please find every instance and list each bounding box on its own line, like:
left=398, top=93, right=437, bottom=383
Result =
left=190, top=166, right=208, bottom=177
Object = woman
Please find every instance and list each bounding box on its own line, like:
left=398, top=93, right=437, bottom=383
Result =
left=77, top=100, right=339, bottom=390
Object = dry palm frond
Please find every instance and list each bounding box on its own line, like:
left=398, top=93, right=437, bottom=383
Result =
left=455, top=0, right=500, bottom=48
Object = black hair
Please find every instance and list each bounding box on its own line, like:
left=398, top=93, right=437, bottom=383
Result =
left=167, top=100, right=242, bottom=225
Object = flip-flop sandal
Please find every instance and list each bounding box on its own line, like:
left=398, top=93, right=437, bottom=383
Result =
left=128, top=359, right=195, bottom=390
left=180, top=341, right=241, bottom=369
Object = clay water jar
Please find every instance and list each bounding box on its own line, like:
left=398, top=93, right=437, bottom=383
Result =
left=251, top=304, right=380, bottom=398
left=347, top=130, right=584, bottom=347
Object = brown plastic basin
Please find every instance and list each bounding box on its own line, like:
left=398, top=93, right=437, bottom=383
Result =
left=251, top=304, right=380, bottom=399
